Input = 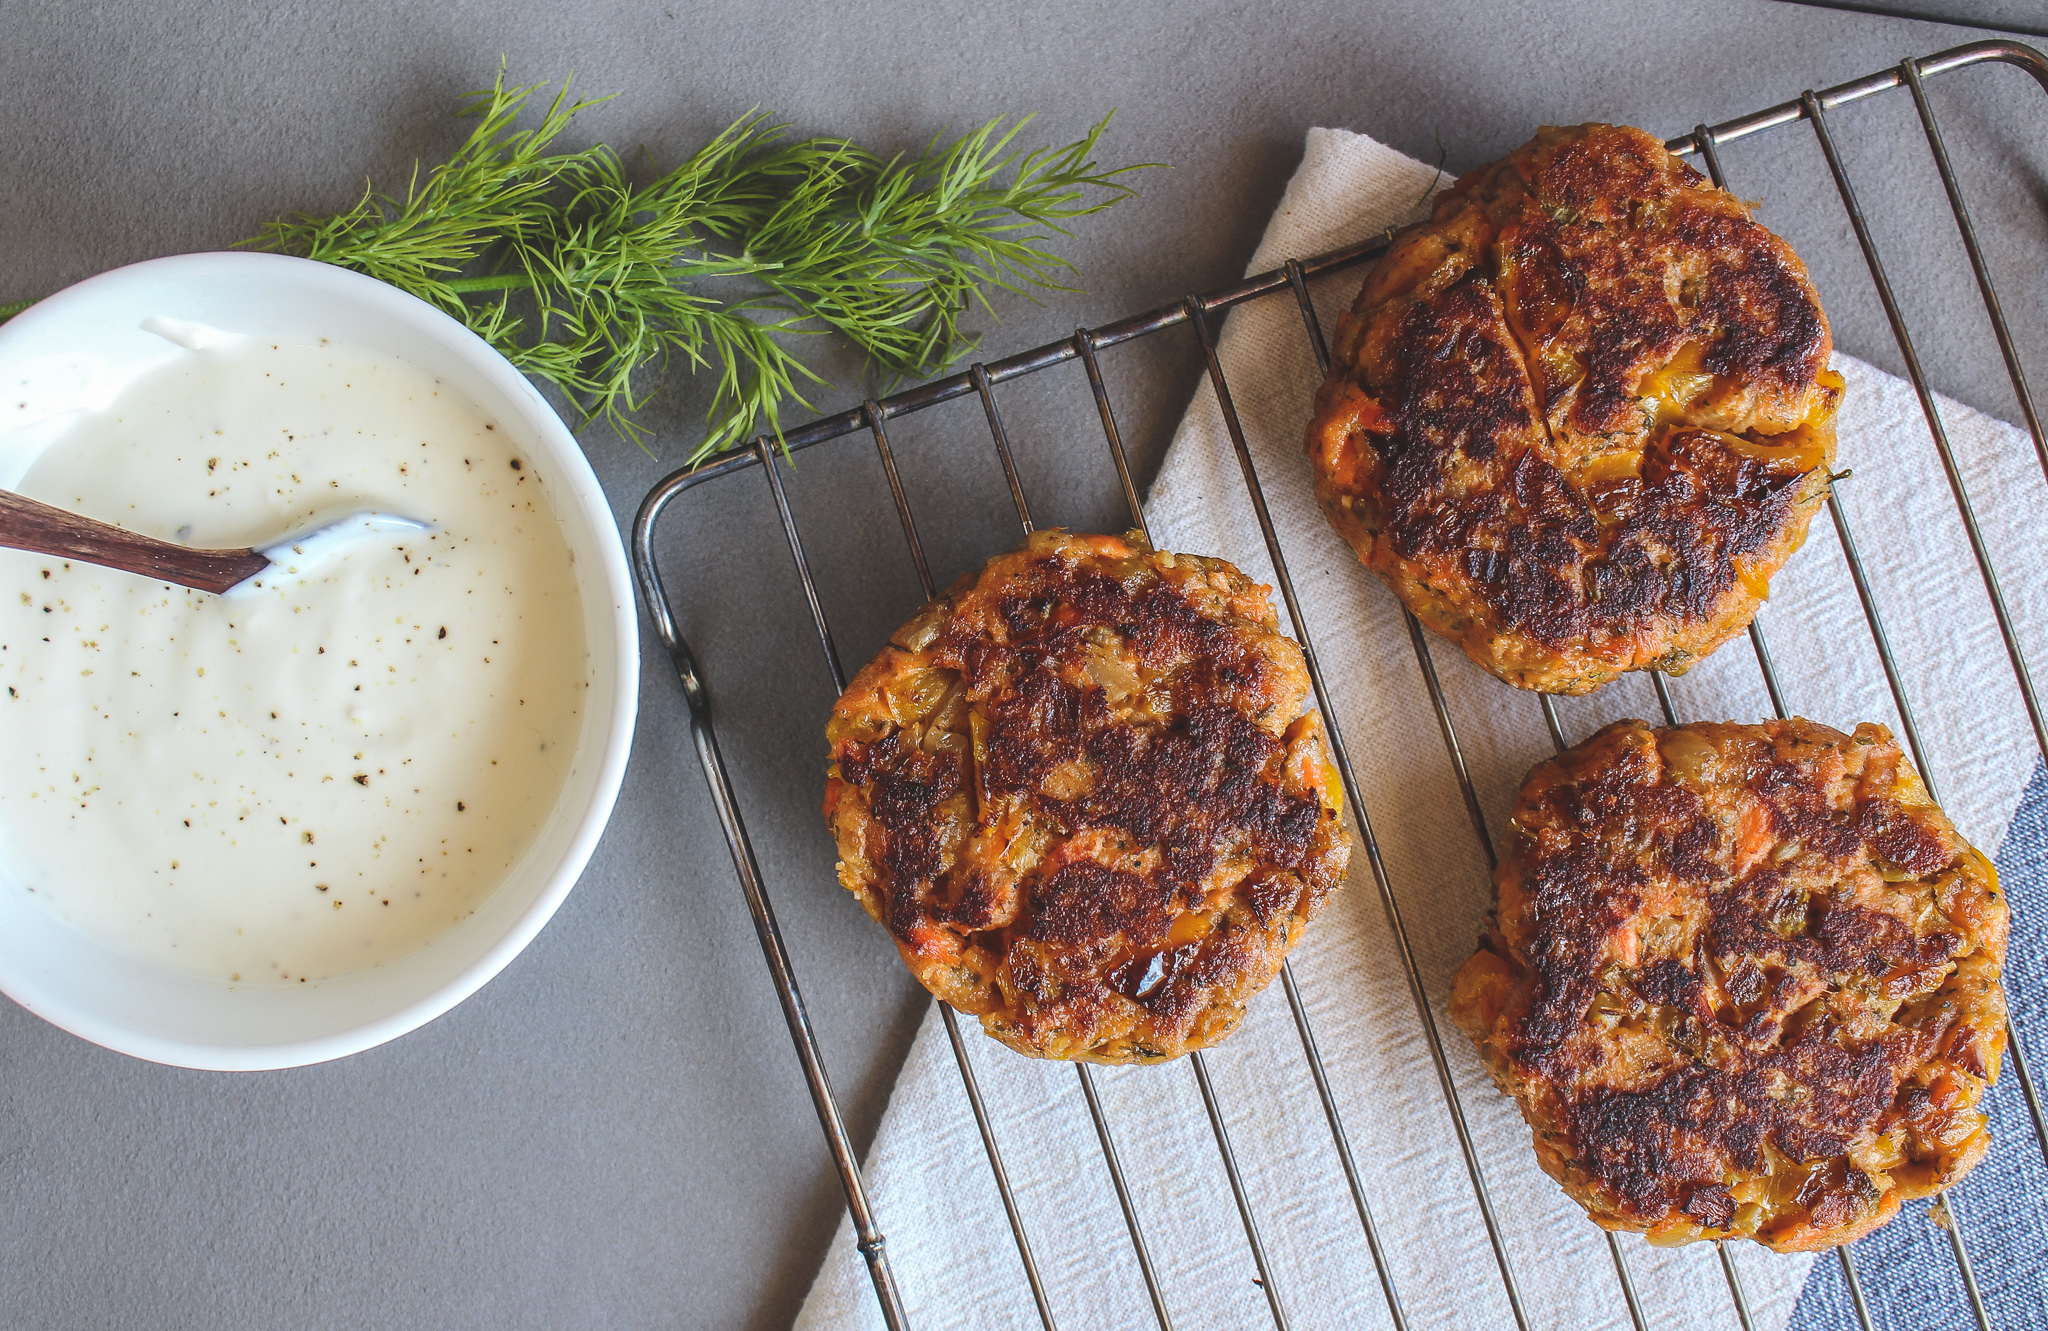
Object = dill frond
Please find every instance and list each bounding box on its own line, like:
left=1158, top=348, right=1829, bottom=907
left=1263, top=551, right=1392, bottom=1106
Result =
left=251, top=76, right=612, bottom=321
left=241, top=70, right=1154, bottom=462
left=748, top=112, right=1145, bottom=387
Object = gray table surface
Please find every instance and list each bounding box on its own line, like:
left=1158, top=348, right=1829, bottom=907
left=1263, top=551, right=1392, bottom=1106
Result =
left=4, top=2, right=2046, bottom=1327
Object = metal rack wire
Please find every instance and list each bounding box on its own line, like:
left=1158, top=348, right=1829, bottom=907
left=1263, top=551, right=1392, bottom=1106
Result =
left=632, top=40, right=2048, bottom=1330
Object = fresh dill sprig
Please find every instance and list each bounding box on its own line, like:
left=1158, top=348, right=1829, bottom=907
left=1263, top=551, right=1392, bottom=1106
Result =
left=242, top=71, right=1152, bottom=460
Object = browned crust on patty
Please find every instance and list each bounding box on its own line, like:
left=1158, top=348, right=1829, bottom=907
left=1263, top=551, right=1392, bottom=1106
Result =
left=1308, top=123, right=1841, bottom=694
left=1450, top=718, right=2008, bottom=1250
left=824, top=530, right=1351, bottom=1063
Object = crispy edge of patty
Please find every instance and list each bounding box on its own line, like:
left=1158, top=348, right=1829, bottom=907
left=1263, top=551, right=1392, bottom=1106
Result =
left=1449, top=718, right=2008, bottom=1250
left=823, top=529, right=1351, bottom=1064
left=1308, top=123, right=1840, bottom=694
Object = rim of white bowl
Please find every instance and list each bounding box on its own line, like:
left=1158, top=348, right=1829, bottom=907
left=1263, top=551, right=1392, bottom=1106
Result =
left=0, top=251, right=640, bottom=1070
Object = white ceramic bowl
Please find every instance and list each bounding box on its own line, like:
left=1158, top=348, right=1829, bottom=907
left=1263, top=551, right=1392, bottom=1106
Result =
left=0, top=252, right=639, bottom=1069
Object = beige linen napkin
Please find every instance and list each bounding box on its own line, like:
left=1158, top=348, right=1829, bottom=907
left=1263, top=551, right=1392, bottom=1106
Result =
left=796, top=128, right=2048, bottom=1330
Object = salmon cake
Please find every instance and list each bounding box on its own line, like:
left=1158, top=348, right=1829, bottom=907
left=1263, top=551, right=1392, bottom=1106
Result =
left=824, top=529, right=1350, bottom=1064
left=1308, top=123, right=1842, bottom=694
left=1451, top=718, right=2008, bottom=1250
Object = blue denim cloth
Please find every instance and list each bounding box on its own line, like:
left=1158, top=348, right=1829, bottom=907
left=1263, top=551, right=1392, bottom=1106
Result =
left=1788, top=760, right=2048, bottom=1329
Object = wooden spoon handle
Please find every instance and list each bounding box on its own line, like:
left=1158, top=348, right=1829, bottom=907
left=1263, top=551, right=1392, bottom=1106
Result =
left=0, top=489, right=269, bottom=594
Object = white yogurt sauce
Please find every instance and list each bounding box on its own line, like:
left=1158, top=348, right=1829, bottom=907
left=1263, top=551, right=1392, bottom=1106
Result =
left=0, top=337, right=589, bottom=983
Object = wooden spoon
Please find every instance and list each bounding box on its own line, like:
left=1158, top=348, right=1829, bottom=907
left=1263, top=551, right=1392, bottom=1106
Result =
left=0, top=490, right=432, bottom=595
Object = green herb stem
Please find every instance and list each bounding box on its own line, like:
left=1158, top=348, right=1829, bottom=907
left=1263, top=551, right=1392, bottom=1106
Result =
left=443, top=273, right=542, bottom=295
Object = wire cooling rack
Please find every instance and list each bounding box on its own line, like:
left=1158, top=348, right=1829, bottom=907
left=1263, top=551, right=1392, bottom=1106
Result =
left=632, top=39, right=2048, bottom=1331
